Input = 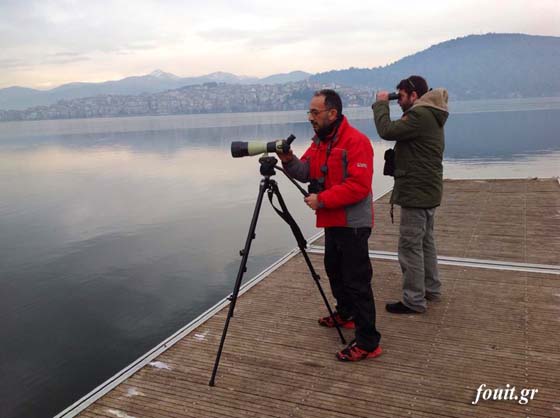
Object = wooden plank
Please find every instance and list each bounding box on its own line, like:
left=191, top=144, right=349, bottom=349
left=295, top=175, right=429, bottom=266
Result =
left=73, top=179, right=560, bottom=418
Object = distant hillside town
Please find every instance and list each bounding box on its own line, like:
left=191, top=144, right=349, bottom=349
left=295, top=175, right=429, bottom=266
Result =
left=1, top=33, right=559, bottom=122
left=0, top=82, right=374, bottom=122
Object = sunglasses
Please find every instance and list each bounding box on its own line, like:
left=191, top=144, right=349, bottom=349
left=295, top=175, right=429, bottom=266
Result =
left=407, top=78, right=416, bottom=90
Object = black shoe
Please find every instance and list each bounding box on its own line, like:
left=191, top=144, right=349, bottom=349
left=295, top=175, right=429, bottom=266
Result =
left=385, top=301, right=421, bottom=314
left=425, top=292, right=441, bottom=302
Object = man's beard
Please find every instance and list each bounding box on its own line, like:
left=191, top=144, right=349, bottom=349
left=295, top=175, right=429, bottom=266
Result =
left=400, top=102, right=412, bottom=112
left=314, top=117, right=341, bottom=141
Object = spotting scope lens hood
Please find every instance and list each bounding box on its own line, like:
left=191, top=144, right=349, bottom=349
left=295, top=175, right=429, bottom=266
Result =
left=231, top=134, right=295, bottom=158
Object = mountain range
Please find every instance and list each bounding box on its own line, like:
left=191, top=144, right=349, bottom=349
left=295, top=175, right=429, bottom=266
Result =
left=310, top=33, right=560, bottom=99
left=0, top=70, right=311, bottom=110
left=1, top=33, right=559, bottom=116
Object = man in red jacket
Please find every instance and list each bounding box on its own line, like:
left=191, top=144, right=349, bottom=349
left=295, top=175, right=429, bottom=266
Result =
left=277, top=89, right=382, bottom=361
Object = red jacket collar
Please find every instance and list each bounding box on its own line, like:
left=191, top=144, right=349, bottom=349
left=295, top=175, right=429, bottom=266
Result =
left=313, top=115, right=348, bottom=144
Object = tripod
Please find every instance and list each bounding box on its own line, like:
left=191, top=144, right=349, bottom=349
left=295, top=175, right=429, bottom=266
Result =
left=209, top=155, right=346, bottom=386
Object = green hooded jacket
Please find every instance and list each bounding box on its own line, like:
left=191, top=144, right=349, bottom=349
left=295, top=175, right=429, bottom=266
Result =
left=373, top=88, right=449, bottom=208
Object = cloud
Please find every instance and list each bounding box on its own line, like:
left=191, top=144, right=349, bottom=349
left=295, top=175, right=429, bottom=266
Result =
left=0, top=58, right=32, bottom=70
left=42, top=54, right=91, bottom=65
left=0, top=0, right=558, bottom=88
left=0, top=1, right=179, bottom=55
left=197, top=27, right=306, bottom=49
left=0, top=51, right=90, bottom=68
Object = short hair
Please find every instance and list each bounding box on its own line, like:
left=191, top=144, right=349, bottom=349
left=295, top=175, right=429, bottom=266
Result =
left=314, top=89, right=343, bottom=116
left=396, top=75, right=428, bottom=97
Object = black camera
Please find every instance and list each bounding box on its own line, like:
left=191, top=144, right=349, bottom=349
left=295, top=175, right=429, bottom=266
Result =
left=308, top=178, right=325, bottom=194
left=388, top=92, right=399, bottom=100
left=383, top=149, right=395, bottom=176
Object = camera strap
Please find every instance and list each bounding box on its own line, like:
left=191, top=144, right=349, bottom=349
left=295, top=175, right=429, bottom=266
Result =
left=267, top=183, right=307, bottom=249
left=325, top=139, right=333, bottom=165
left=315, top=139, right=333, bottom=187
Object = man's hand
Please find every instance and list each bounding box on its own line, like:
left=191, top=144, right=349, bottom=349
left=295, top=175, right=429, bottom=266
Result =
left=304, top=193, right=320, bottom=210
left=276, top=148, right=294, bottom=163
left=376, top=90, right=389, bottom=102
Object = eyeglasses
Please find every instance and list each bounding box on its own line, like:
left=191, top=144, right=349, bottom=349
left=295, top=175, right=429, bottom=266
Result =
left=307, top=108, right=332, bottom=117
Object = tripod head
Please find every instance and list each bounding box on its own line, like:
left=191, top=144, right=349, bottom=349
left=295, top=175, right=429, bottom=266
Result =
left=259, top=155, right=278, bottom=176
left=235, top=133, right=306, bottom=196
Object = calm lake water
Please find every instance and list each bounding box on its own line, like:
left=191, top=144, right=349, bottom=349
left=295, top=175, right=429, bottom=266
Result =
left=1, top=97, right=559, bottom=418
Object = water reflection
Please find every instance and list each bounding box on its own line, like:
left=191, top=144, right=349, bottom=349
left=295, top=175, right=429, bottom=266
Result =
left=0, top=141, right=322, bottom=418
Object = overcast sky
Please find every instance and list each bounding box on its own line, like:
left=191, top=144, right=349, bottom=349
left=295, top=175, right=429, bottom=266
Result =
left=1, top=0, right=558, bottom=89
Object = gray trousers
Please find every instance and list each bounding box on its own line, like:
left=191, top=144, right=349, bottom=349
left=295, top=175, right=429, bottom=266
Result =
left=398, top=207, right=441, bottom=312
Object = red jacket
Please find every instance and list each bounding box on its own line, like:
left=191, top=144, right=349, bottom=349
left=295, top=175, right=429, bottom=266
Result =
left=284, top=116, right=374, bottom=228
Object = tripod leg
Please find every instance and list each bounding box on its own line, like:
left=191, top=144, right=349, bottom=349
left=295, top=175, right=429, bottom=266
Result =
left=298, top=247, right=346, bottom=345
left=268, top=181, right=346, bottom=345
left=209, top=178, right=269, bottom=386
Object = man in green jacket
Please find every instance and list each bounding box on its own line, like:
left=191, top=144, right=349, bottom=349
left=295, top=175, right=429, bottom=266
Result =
left=372, top=75, right=449, bottom=314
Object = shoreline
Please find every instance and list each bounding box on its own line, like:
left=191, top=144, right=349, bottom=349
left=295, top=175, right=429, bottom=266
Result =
left=1, top=96, right=560, bottom=128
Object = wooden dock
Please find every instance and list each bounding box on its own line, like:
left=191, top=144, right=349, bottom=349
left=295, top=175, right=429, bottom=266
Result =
left=59, top=178, right=560, bottom=418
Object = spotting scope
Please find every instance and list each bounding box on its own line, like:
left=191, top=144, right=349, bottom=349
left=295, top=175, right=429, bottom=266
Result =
left=231, top=134, right=295, bottom=158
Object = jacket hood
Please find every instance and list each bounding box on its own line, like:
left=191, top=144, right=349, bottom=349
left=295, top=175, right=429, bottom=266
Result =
left=411, top=88, right=449, bottom=126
